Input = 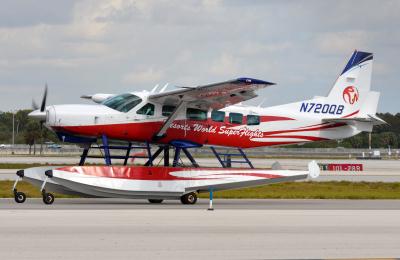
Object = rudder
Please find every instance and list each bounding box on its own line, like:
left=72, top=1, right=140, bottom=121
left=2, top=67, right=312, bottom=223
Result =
left=326, top=50, right=374, bottom=116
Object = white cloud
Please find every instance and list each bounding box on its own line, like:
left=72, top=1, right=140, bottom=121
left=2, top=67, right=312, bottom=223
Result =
left=210, top=53, right=240, bottom=77
left=122, top=68, right=164, bottom=85
left=315, top=31, right=371, bottom=54
left=0, top=1, right=399, bottom=112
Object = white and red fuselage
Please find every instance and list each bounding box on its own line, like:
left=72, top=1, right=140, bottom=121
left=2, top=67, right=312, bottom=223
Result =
left=30, top=50, right=381, bottom=149
left=45, top=97, right=357, bottom=148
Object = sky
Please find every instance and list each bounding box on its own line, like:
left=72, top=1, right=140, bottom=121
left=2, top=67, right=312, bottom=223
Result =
left=0, top=0, right=399, bottom=113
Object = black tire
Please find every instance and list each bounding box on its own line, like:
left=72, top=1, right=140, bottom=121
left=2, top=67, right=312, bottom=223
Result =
left=148, top=199, right=164, bottom=204
left=180, top=192, right=197, bottom=205
left=42, top=193, right=55, bottom=205
left=14, top=192, right=26, bottom=203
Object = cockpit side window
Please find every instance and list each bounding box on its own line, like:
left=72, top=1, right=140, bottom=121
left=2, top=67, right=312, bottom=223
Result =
left=102, top=94, right=142, bottom=113
left=137, top=103, right=155, bottom=116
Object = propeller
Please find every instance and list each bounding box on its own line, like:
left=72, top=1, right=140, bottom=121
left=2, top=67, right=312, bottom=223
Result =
left=40, top=84, right=48, bottom=112
left=29, top=84, right=48, bottom=124
left=32, top=84, right=48, bottom=112
left=32, top=99, right=39, bottom=110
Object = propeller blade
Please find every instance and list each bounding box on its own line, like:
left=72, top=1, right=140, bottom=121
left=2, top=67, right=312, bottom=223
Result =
left=40, top=84, right=48, bottom=112
left=32, top=99, right=39, bottom=110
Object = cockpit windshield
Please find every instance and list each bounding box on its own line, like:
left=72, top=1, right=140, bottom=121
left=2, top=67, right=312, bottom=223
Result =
left=102, top=93, right=142, bottom=112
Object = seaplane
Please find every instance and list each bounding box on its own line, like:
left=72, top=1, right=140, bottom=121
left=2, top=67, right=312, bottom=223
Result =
left=13, top=50, right=383, bottom=206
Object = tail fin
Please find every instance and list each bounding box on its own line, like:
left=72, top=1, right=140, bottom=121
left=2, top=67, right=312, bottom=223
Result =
left=322, top=51, right=386, bottom=131
left=326, top=50, right=376, bottom=117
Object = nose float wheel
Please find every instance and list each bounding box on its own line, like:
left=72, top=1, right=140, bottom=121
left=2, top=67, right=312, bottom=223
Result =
left=14, top=191, right=26, bottom=203
left=42, top=193, right=55, bottom=205
left=180, top=192, right=197, bottom=205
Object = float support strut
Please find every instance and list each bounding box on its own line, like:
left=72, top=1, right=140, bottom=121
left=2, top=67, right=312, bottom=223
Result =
left=79, top=143, right=91, bottom=166
left=101, top=134, right=112, bottom=166
left=182, top=148, right=199, bottom=168
left=123, top=142, right=132, bottom=166
left=238, top=148, right=254, bottom=169
left=173, top=147, right=181, bottom=167
left=144, top=146, right=163, bottom=166
left=164, top=146, right=170, bottom=166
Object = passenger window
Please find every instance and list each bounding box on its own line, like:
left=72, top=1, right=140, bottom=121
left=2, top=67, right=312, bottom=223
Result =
left=247, top=115, right=260, bottom=125
left=136, top=103, right=155, bottom=116
left=162, top=105, right=176, bottom=117
left=211, top=110, right=225, bottom=122
left=229, top=113, right=243, bottom=124
left=186, top=108, right=207, bottom=120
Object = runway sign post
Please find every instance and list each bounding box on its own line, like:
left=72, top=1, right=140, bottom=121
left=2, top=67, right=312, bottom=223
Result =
left=208, top=188, right=214, bottom=211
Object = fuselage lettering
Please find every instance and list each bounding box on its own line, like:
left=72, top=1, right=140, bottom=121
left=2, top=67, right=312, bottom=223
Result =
left=300, top=102, right=344, bottom=115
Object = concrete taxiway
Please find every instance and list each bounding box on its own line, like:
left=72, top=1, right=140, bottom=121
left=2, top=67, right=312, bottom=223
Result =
left=1, top=157, right=399, bottom=259
left=0, top=199, right=399, bottom=259
left=1, top=198, right=400, bottom=210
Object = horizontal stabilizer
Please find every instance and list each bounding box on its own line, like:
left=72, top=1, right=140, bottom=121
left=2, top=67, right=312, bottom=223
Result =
left=322, top=115, right=386, bottom=126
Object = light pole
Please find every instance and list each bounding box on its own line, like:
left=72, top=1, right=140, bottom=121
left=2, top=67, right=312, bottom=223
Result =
left=11, top=110, right=15, bottom=154
left=12, top=111, right=15, bottom=147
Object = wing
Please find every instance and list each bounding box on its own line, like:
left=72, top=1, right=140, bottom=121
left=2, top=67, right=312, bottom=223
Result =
left=148, top=77, right=275, bottom=110
left=150, top=77, right=275, bottom=139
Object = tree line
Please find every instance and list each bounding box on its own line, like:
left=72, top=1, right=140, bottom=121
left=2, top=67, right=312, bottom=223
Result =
left=291, top=113, right=400, bottom=149
left=0, top=110, right=58, bottom=153
left=0, top=110, right=399, bottom=149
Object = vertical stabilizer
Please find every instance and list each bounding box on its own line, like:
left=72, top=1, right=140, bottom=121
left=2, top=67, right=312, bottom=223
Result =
left=326, top=50, right=374, bottom=116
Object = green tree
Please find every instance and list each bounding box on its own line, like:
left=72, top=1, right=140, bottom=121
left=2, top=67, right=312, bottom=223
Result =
left=379, top=132, right=398, bottom=148
left=24, top=120, right=41, bottom=154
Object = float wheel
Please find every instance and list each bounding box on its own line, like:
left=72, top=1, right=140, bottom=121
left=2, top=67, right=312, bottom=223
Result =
left=42, top=193, right=55, bottom=205
left=14, top=192, right=26, bottom=203
left=180, top=192, right=197, bottom=205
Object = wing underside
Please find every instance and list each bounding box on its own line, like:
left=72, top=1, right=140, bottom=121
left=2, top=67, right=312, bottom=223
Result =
left=149, top=77, right=275, bottom=110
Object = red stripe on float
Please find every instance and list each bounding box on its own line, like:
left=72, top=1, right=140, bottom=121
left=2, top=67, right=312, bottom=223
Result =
left=55, top=166, right=282, bottom=180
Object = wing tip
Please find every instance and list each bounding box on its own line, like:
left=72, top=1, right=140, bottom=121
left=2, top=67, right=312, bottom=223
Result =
left=236, top=77, right=276, bottom=85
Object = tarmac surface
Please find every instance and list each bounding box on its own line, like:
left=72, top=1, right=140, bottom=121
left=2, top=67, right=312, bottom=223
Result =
left=1, top=157, right=400, bottom=258
left=1, top=198, right=400, bottom=259
left=1, top=198, right=400, bottom=210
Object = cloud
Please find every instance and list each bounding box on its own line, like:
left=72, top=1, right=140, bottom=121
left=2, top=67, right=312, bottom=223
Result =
left=0, top=0, right=76, bottom=28
left=209, top=53, right=240, bottom=77
left=122, top=68, right=164, bottom=85
left=315, top=31, right=371, bottom=54
left=0, top=0, right=399, bottom=112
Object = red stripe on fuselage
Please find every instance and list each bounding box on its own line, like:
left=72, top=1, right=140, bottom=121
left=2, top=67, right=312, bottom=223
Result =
left=52, top=119, right=346, bottom=148
left=260, top=116, right=295, bottom=122
left=261, top=135, right=329, bottom=141
left=262, top=122, right=346, bottom=136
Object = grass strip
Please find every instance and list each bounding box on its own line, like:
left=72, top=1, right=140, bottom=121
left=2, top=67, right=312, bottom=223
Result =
left=0, top=181, right=77, bottom=198
left=1, top=180, right=400, bottom=199
left=0, top=163, right=104, bottom=169
left=199, top=181, right=400, bottom=199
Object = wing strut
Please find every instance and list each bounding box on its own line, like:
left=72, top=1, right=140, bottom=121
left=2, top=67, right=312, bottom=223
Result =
left=153, top=100, right=186, bottom=140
